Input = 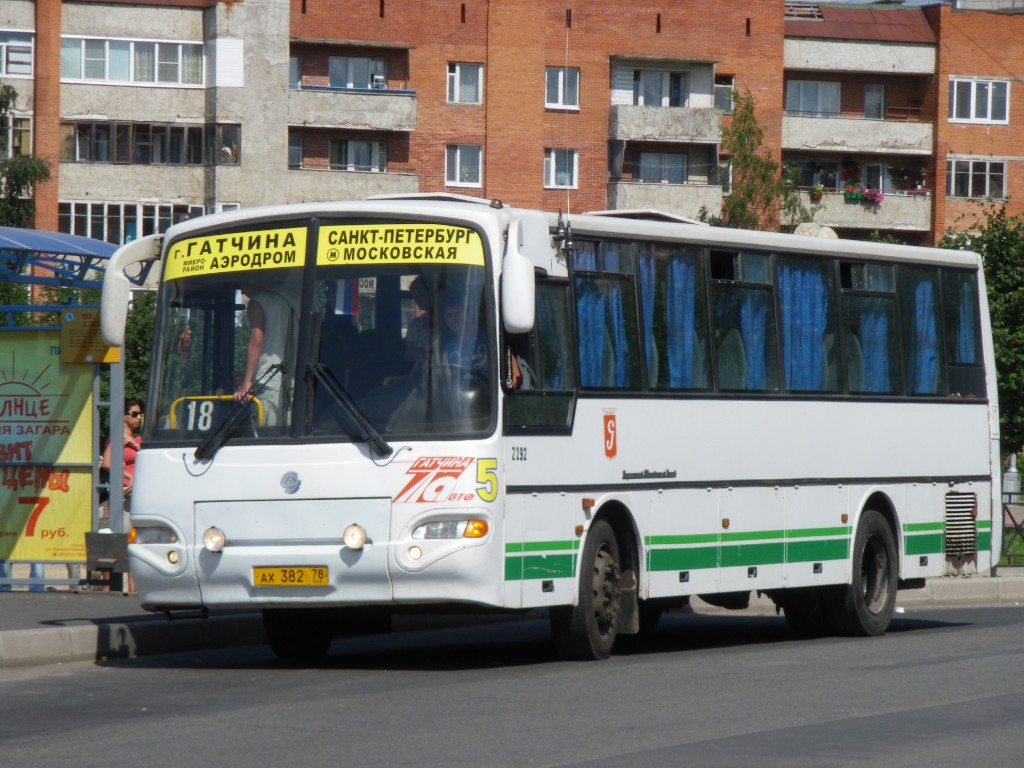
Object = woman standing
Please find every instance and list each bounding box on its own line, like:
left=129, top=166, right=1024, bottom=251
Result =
left=101, top=399, right=143, bottom=513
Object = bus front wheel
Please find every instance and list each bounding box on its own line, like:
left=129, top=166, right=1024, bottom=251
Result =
left=826, top=510, right=898, bottom=636
left=550, top=519, right=622, bottom=660
left=263, top=608, right=334, bottom=661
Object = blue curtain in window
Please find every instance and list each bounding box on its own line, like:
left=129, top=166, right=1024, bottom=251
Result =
left=778, top=262, right=827, bottom=391
left=740, top=291, right=767, bottom=390
left=608, top=283, right=629, bottom=386
left=639, top=254, right=657, bottom=381
left=909, top=279, right=938, bottom=393
left=666, top=255, right=697, bottom=388
left=860, top=298, right=890, bottom=393
left=956, top=280, right=977, bottom=364
left=576, top=280, right=603, bottom=387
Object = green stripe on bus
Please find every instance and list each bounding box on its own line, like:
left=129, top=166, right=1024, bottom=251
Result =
left=646, top=533, right=720, bottom=547
left=720, top=542, right=785, bottom=567
left=504, top=540, right=578, bottom=554
left=905, top=533, right=944, bottom=555
left=648, top=546, right=719, bottom=572
left=977, top=520, right=992, bottom=531
left=978, top=530, right=991, bottom=551
left=787, top=538, right=850, bottom=562
left=504, top=553, right=577, bottom=581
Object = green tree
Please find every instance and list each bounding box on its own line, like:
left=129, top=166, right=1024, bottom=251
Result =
left=0, top=84, right=50, bottom=228
left=940, top=201, right=1024, bottom=455
left=718, top=89, right=782, bottom=230
left=123, top=290, right=158, bottom=406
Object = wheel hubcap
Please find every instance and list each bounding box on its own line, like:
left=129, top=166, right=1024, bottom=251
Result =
left=592, top=546, right=621, bottom=633
left=861, top=537, right=890, bottom=615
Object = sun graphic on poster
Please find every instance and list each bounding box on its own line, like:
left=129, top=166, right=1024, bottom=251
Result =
left=0, top=351, right=53, bottom=424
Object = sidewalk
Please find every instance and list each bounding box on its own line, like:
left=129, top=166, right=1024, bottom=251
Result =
left=2, top=572, right=1023, bottom=670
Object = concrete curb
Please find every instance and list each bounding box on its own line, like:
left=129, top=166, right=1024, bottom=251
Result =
left=0, top=614, right=265, bottom=670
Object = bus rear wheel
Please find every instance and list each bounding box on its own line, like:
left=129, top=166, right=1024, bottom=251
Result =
left=550, top=519, right=622, bottom=660
left=826, top=510, right=898, bottom=636
left=263, top=608, right=335, bottom=661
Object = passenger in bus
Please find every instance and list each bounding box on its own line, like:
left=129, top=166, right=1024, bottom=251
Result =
left=404, top=276, right=433, bottom=365
left=235, top=283, right=294, bottom=426
left=441, top=293, right=487, bottom=373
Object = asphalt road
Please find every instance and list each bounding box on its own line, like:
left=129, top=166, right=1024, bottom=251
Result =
left=3, top=605, right=1024, bottom=768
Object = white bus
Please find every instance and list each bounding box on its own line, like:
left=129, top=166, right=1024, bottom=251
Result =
left=101, top=195, right=999, bottom=660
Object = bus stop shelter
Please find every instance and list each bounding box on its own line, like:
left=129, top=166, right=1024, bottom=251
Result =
left=0, top=226, right=149, bottom=590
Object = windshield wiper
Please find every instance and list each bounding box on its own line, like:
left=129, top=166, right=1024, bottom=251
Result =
left=193, top=363, right=286, bottom=461
left=307, top=362, right=393, bottom=458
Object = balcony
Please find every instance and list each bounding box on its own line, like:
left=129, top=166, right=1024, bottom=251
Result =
left=288, top=86, right=416, bottom=132
left=784, top=39, right=935, bottom=75
left=607, top=182, right=722, bottom=220
left=609, top=106, right=721, bottom=144
left=789, top=190, right=932, bottom=231
left=783, top=114, right=932, bottom=156
left=286, top=167, right=418, bottom=202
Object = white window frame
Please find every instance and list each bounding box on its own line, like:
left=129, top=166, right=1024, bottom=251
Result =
left=545, top=66, right=579, bottom=109
left=330, top=139, right=387, bottom=172
left=633, top=70, right=687, bottom=107
left=447, top=62, right=483, bottom=104
left=785, top=80, right=840, bottom=117
left=5, top=116, right=31, bottom=158
left=60, top=37, right=204, bottom=87
left=638, top=151, right=687, bottom=184
left=948, top=77, right=1010, bottom=124
left=544, top=148, right=579, bottom=189
left=714, top=75, right=735, bottom=114
left=946, top=157, right=1006, bottom=200
left=328, top=56, right=386, bottom=90
left=58, top=200, right=205, bottom=244
left=0, top=31, right=33, bottom=77
left=445, top=144, right=483, bottom=187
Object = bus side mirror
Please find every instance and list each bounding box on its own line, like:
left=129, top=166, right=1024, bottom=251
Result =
left=101, top=235, right=163, bottom=347
left=501, top=217, right=539, bottom=334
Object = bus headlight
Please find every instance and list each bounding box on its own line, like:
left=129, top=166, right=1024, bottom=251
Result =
left=411, top=520, right=489, bottom=540
left=203, top=526, right=226, bottom=553
left=129, top=525, right=178, bottom=545
left=343, top=524, right=367, bottom=551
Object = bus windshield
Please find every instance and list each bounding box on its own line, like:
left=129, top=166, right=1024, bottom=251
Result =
left=149, top=218, right=495, bottom=447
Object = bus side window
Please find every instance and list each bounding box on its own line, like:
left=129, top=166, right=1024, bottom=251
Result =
left=941, top=269, right=985, bottom=398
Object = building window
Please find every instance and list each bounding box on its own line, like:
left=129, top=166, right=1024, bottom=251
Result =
left=638, top=152, right=686, bottom=184
left=330, top=140, right=387, bottom=172
left=785, top=80, right=840, bottom=116
left=1, top=32, right=32, bottom=76
left=329, top=56, right=386, bottom=89
left=289, top=55, right=301, bottom=87
left=545, top=66, right=579, bottom=109
left=59, top=121, right=239, bottom=165
left=60, top=37, right=203, bottom=86
left=544, top=148, right=578, bottom=189
left=634, top=70, right=686, bottom=107
left=447, top=62, right=482, bottom=104
left=717, top=158, right=732, bottom=195
left=714, top=75, right=735, bottom=114
left=865, top=84, right=884, bottom=119
left=5, top=117, right=30, bottom=157
left=948, top=78, right=1009, bottom=124
left=288, top=134, right=303, bottom=168
left=946, top=158, right=1005, bottom=199
left=58, top=201, right=205, bottom=244
left=445, top=144, right=482, bottom=186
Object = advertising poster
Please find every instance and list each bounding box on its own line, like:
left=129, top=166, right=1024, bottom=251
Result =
left=0, top=331, right=93, bottom=561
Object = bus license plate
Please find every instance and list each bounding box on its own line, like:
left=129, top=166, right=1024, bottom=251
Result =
left=252, top=566, right=329, bottom=587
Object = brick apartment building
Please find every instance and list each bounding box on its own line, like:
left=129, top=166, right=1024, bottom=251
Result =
left=1, top=0, right=1021, bottom=246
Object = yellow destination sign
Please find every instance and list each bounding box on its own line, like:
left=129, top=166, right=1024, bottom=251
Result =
left=317, top=224, right=484, bottom=267
left=164, top=227, right=307, bottom=281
